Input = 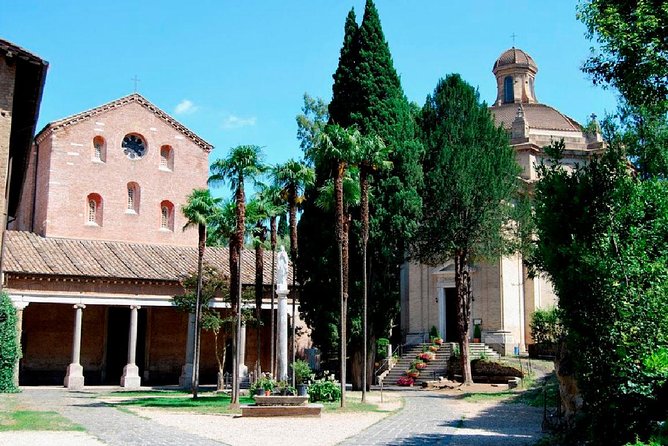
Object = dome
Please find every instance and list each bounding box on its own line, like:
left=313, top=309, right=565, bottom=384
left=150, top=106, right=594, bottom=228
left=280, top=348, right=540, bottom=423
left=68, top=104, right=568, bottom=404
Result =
left=493, top=47, right=537, bottom=74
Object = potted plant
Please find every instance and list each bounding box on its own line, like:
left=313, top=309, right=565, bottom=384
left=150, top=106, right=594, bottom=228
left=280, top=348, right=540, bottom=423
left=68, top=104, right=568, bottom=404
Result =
left=291, top=359, right=312, bottom=396
left=429, top=344, right=439, bottom=352
left=261, top=376, right=275, bottom=396
left=473, top=324, right=482, bottom=343
left=433, top=337, right=444, bottom=345
left=407, top=368, right=420, bottom=379
left=415, top=361, right=427, bottom=370
left=396, top=375, right=414, bottom=386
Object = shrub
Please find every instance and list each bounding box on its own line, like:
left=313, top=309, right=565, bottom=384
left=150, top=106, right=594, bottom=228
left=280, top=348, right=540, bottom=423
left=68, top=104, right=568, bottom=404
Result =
left=308, top=372, right=341, bottom=402
left=291, top=359, right=312, bottom=385
left=0, top=292, right=20, bottom=393
left=530, top=307, right=563, bottom=345
left=376, top=338, right=390, bottom=361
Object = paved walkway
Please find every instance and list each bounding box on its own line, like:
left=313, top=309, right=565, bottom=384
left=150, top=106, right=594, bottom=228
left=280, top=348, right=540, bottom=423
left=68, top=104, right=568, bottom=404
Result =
left=341, top=392, right=544, bottom=446
left=11, top=388, right=229, bottom=446
left=5, top=387, right=544, bottom=446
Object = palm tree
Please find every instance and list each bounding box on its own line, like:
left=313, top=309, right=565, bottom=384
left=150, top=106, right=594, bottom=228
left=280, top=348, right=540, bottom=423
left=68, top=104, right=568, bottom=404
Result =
left=181, top=188, right=222, bottom=399
left=256, top=185, right=286, bottom=377
left=272, top=159, right=315, bottom=386
left=209, top=145, right=267, bottom=406
left=316, top=124, right=359, bottom=407
left=353, top=135, right=390, bottom=402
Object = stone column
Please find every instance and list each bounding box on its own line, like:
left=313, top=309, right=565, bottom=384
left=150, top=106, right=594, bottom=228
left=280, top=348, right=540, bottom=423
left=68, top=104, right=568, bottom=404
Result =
left=277, top=289, right=289, bottom=381
left=12, top=301, right=29, bottom=387
left=121, top=305, right=141, bottom=388
left=179, top=313, right=196, bottom=389
left=64, top=304, right=85, bottom=390
left=238, top=323, right=248, bottom=378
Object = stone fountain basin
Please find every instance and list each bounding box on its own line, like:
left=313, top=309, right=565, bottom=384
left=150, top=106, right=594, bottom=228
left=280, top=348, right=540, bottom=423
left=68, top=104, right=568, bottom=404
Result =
left=253, top=395, right=309, bottom=406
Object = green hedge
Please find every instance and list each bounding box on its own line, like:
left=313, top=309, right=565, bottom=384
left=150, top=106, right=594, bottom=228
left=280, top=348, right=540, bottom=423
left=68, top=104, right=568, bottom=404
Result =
left=0, top=292, right=20, bottom=392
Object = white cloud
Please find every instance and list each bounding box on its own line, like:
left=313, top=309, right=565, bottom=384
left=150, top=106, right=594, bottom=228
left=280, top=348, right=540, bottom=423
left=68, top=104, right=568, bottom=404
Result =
left=174, top=99, right=198, bottom=115
left=222, top=115, right=257, bottom=129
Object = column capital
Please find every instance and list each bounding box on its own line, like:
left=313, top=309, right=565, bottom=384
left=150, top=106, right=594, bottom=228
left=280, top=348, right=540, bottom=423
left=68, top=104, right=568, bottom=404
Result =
left=13, top=301, right=29, bottom=310
left=73, top=304, right=86, bottom=310
left=130, top=305, right=141, bottom=310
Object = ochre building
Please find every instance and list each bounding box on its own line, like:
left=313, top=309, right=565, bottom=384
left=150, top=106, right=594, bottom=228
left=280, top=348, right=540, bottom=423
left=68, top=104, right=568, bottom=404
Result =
left=401, top=48, right=604, bottom=355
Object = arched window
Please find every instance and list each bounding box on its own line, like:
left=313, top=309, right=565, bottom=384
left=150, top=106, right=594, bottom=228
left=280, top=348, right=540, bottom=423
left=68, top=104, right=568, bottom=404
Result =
left=93, top=136, right=106, bottom=162
left=504, top=76, right=514, bottom=103
left=86, top=193, right=103, bottom=226
left=159, top=145, right=174, bottom=171
left=127, top=182, right=140, bottom=214
left=159, top=200, right=174, bottom=231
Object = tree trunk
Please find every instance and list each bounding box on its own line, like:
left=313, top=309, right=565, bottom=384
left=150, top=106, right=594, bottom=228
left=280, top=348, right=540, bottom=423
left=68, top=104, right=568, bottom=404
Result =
left=360, top=169, right=369, bottom=402
left=455, top=249, right=473, bottom=385
left=191, top=223, right=206, bottom=398
left=289, top=187, right=298, bottom=387
left=270, top=216, right=277, bottom=377
left=255, top=224, right=265, bottom=375
left=335, top=162, right=347, bottom=407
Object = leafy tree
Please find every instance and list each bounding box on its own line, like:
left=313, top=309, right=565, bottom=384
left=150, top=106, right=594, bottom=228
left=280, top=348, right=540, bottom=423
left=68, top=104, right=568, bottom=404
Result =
left=296, top=93, right=329, bottom=159
left=209, top=144, right=267, bottom=405
left=0, top=292, right=19, bottom=393
left=181, top=188, right=222, bottom=398
left=173, top=265, right=230, bottom=391
left=530, top=142, right=668, bottom=444
left=578, top=0, right=668, bottom=114
left=410, top=74, right=521, bottom=385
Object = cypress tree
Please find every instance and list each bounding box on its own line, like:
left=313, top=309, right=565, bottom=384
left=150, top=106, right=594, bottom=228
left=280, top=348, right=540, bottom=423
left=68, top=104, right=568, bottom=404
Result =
left=0, top=292, right=20, bottom=392
left=298, top=0, right=423, bottom=390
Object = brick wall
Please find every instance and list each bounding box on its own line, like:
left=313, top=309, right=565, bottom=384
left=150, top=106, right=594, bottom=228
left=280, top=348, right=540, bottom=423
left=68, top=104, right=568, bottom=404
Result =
left=23, top=101, right=208, bottom=246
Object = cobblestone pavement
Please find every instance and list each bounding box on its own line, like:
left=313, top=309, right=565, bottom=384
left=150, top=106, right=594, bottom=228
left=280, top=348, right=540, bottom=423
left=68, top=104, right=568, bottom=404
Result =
left=14, top=387, right=230, bottom=446
left=340, top=391, right=544, bottom=446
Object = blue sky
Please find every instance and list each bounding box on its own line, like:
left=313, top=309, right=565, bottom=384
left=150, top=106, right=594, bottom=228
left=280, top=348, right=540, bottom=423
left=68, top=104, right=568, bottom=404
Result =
left=3, top=1, right=617, bottom=176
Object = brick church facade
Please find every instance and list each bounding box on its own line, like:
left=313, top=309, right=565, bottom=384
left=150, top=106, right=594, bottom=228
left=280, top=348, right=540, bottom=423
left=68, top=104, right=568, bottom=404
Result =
left=5, top=93, right=295, bottom=388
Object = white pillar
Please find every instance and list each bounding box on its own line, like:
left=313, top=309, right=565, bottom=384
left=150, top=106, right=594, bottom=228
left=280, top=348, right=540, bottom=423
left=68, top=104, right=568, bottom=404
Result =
left=239, top=323, right=248, bottom=378
left=121, top=305, right=141, bottom=388
left=277, top=290, right=289, bottom=381
left=179, top=313, right=196, bottom=389
left=64, top=304, right=85, bottom=390
left=12, top=302, right=29, bottom=387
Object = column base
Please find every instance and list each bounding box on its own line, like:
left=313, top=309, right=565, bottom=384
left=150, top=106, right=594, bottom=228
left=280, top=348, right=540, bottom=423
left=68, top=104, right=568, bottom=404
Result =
left=64, top=363, right=85, bottom=390
left=179, top=363, right=193, bottom=389
left=120, top=364, right=141, bottom=388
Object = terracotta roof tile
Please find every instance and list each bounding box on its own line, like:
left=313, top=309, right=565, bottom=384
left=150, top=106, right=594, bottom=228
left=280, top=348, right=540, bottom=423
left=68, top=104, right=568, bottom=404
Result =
left=490, top=103, right=582, bottom=132
left=3, top=231, right=291, bottom=285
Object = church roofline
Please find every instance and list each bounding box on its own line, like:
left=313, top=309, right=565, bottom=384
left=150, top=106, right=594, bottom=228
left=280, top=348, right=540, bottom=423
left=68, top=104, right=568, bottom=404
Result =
left=34, top=93, right=213, bottom=151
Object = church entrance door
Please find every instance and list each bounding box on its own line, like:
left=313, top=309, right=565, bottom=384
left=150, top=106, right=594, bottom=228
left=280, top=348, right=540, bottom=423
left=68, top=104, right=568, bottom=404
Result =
left=103, top=306, right=147, bottom=384
left=440, top=288, right=458, bottom=343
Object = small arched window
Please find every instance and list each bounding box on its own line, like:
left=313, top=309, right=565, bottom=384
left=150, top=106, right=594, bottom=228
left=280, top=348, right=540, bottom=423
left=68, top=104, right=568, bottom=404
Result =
left=159, top=145, right=174, bottom=171
left=86, top=193, right=103, bottom=226
left=93, top=136, right=106, bottom=162
left=159, top=200, right=174, bottom=231
left=127, top=182, right=140, bottom=214
left=504, top=76, right=514, bottom=103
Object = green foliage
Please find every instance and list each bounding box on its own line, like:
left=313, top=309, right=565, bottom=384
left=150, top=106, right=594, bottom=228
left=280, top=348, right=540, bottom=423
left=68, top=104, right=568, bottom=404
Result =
left=578, top=0, right=668, bottom=114
left=291, top=359, right=312, bottom=385
left=376, top=337, right=389, bottom=360
left=473, top=324, right=482, bottom=340
left=0, top=292, right=19, bottom=393
left=297, top=0, right=423, bottom=382
left=530, top=142, right=668, bottom=445
left=429, top=326, right=439, bottom=339
left=307, top=373, right=342, bottom=402
left=529, top=307, right=563, bottom=345
left=411, top=74, right=521, bottom=265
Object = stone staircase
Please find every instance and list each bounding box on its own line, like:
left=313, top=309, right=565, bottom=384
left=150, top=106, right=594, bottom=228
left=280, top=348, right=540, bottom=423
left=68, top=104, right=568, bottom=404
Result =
left=380, top=342, right=500, bottom=386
